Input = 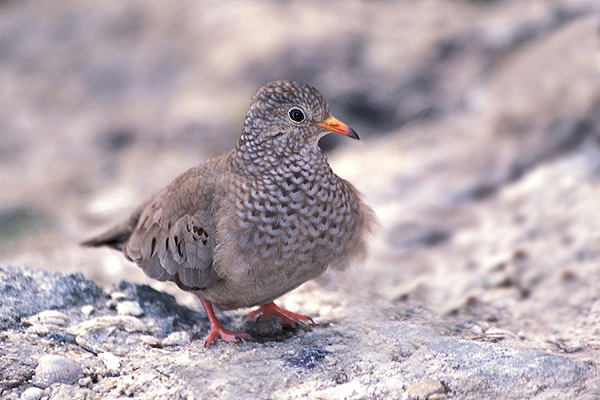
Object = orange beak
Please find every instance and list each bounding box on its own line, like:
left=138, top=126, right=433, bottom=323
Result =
left=317, top=116, right=360, bottom=140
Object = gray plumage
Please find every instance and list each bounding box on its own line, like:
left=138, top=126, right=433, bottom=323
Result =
left=84, top=80, right=375, bottom=332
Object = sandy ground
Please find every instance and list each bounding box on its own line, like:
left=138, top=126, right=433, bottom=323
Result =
left=2, top=0, right=600, bottom=399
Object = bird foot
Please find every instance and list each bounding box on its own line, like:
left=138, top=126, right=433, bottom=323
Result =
left=203, top=326, right=253, bottom=347
left=199, top=297, right=252, bottom=347
left=244, top=301, right=314, bottom=327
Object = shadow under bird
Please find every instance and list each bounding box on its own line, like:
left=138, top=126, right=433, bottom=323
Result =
left=83, top=80, right=376, bottom=346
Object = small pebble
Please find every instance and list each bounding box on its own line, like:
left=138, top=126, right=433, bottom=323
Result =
left=98, top=352, right=120, bottom=370
left=24, top=310, right=69, bottom=327
left=70, top=315, right=148, bottom=336
left=110, top=292, right=128, bottom=301
left=75, top=334, right=104, bottom=355
left=78, top=377, right=93, bottom=387
left=81, top=305, right=95, bottom=317
left=33, top=355, right=83, bottom=388
left=140, top=335, right=162, bottom=347
left=105, top=299, right=118, bottom=310
left=484, top=327, right=514, bottom=341
left=26, top=325, right=51, bottom=336
left=116, top=301, right=144, bottom=317
left=405, top=380, right=445, bottom=400
left=137, top=373, right=158, bottom=385
left=471, top=325, right=484, bottom=337
left=429, top=394, right=448, bottom=400
left=20, top=387, right=43, bottom=400
left=162, top=331, right=191, bottom=346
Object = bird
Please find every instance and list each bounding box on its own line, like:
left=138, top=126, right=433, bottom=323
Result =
left=83, top=80, right=376, bottom=346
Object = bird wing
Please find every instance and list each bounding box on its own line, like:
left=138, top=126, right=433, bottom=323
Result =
left=84, top=154, right=232, bottom=290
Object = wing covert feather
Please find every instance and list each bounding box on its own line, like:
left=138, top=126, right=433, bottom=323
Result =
left=123, top=156, right=230, bottom=290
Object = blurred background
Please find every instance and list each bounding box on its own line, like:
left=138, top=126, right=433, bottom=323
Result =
left=2, top=0, right=600, bottom=345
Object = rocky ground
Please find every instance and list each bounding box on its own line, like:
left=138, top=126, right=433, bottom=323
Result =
left=2, top=0, right=600, bottom=399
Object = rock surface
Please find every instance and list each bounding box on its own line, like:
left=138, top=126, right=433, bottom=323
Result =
left=1, top=266, right=597, bottom=399
left=2, top=0, right=600, bottom=399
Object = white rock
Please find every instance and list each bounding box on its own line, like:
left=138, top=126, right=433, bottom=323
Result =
left=163, top=331, right=191, bottom=346
left=24, top=310, right=69, bottom=327
left=110, top=292, right=128, bottom=301
left=78, top=376, right=93, bottom=387
left=98, top=352, right=120, bottom=370
left=116, top=301, right=144, bottom=317
left=21, top=387, right=43, bottom=400
left=70, top=316, right=148, bottom=336
left=140, top=335, right=162, bottom=347
left=81, top=305, right=95, bottom=317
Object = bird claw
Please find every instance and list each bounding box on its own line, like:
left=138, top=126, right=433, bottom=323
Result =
left=244, top=301, right=314, bottom=327
left=199, top=297, right=253, bottom=347
left=203, top=327, right=253, bottom=347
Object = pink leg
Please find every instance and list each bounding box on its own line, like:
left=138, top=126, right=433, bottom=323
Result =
left=199, top=298, right=252, bottom=347
left=244, top=301, right=314, bottom=327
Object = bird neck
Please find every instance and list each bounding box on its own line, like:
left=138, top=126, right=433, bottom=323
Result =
left=233, top=138, right=331, bottom=178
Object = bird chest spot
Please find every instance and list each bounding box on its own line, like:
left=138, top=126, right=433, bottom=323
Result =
left=319, top=216, right=329, bottom=227
left=264, top=209, right=277, bottom=220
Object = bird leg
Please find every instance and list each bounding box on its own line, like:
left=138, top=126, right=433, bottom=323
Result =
left=244, top=301, right=314, bottom=327
left=199, top=298, right=252, bottom=347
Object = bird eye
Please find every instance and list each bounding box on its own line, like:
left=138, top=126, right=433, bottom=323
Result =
left=288, top=108, right=305, bottom=123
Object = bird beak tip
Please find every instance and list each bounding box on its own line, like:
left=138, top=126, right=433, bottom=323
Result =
left=347, top=126, right=360, bottom=140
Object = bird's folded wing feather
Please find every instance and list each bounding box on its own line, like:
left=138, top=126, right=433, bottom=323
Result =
left=85, top=155, right=232, bottom=290
left=127, top=160, right=229, bottom=290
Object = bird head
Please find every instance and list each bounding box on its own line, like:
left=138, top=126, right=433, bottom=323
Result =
left=237, top=80, right=359, bottom=161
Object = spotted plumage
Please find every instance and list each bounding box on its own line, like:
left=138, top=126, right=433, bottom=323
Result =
left=83, top=80, right=376, bottom=346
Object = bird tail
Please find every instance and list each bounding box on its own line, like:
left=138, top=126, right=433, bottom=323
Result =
left=81, top=208, right=142, bottom=251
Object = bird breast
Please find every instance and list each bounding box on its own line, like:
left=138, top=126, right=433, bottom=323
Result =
left=229, top=152, right=360, bottom=272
